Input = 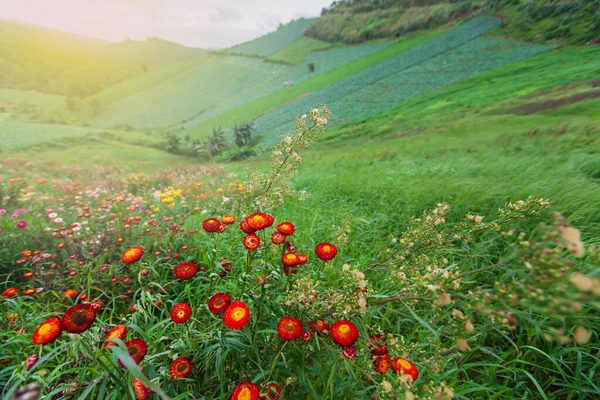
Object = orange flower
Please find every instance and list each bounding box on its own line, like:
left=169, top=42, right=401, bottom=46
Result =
left=23, top=272, right=34, bottom=278
left=261, top=383, right=282, bottom=400
left=122, top=246, right=144, bottom=264
left=271, top=232, right=286, bottom=245
left=133, top=377, right=150, bottom=400
left=310, top=320, right=329, bottom=335
left=282, top=253, right=298, bottom=267
left=32, top=316, right=62, bottom=345
left=170, top=356, right=193, bottom=379
left=208, top=293, right=231, bottom=315
left=222, top=215, right=236, bottom=225
left=63, top=289, right=77, bottom=299
left=122, top=338, right=148, bottom=366
left=232, top=382, right=260, bottom=400
left=330, top=320, right=358, bottom=347
left=2, top=287, right=18, bottom=298
left=170, top=303, right=192, bottom=324
left=105, top=325, right=128, bottom=347
left=202, top=218, right=221, bottom=232
left=23, top=288, right=36, bottom=296
left=368, top=334, right=388, bottom=356
left=390, top=358, right=419, bottom=381
left=277, top=316, right=302, bottom=341
left=243, top=234, right=260, bottom=251
left=61, top=304, right=97, bottom=334
left=277, top=222, right=295, bottom=236
left=373, top=354, right=390, bottom=374
left=246, top=212, right=273, bottom=230
left=296, top=254, right=308, bottom=265
left=175, top=262, right=197, bottom=280
left=223, top=301, right=250, bottom=330
left=315, top=242, right=337, bottom=261
left=240, top=219, right=256, bottom=234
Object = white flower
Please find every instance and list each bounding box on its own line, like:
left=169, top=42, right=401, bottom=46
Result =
left=48, top=212, right=58, bottom=219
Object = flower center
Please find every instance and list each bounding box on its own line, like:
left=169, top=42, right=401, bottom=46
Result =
left=284, top=322, right=296, bottom=332
left=338, top=324, right=350, bottom=335
left=177, top=311, right=186, bottom=318
left=399, top=359, right=411, bottom=369
left=238, top=387, right=251, bottom=400
left=38, top=323, right=54, bottom=335
left=129, top=346, right=138, bottom=356
left=215, top=298, right=224, bottom=307
left=176, top=362, right=188, bottom=373
left=72, top=311, right=87, bottom=326
left=231, top=307, right=245, bottom=321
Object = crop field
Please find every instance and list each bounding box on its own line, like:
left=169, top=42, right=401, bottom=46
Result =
left=227, top=18, right=315, bottom=56
left=266, top=37, right=332, bottom=64
left=0, top=88, right=65, bottom=111
left=92, top=41, right=391, bottom=129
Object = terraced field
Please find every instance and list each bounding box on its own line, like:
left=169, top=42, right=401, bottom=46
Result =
left=253, top=17, right=554, bottom=145
left=92, top=41, right=392, bottom=129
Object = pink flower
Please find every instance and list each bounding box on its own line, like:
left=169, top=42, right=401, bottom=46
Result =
left=342, top=345, right=357, bottom=360
left=16, top=220, right=27, bottom=229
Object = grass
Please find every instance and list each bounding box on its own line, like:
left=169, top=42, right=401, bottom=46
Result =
left=266, top=37, right=332, bottom=64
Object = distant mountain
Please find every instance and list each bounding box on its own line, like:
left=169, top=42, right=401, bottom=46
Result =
left=0, top=20, right=206, bottom=97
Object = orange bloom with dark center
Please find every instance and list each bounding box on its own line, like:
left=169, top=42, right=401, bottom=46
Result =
left=123, top=338, right=148, bottom=366
left=373, top=354, right=390, bottom=374
left=277, top=316, right=303, bottom=341
left=261, top=382, right=282, bottom=400
left=202, top=218, right=221, bottom=232
left=232, top=381, right=260, bottom=400
left=175, top=262, right=197, bottom=280
left=2, top=287, right=18, bottom=298
left=330, top=320, right=358, bottom=347
left=222, top=215, right=236, bottom=225
left=282, top=253, right=298, bottom=267
left=170, top=356, right=193, bottom=379
left=32, top=316, right=62, bottom=345
left=208, top=293, right=230, bottom=315
left=243, top=234, right=260, bottom=251
left=246, top=212, right=272, bottom=230
left=223, top=301, right=250, bottom=330
left=133, top=378, right=149, bottom=400
left=315, top=242, right=337, bottom=261
left=368, top=334, right=388, bottom=356
left=391, top=358, right=419, bottom=381
left=105, top=325, right=128, bottom=347
left=310, top=319, right=329, bottom=335
left=63, top=289, right=77, bottom=299
left=24, top=288, right=36, bottom=296
left=277, top=222, right=295, bottom=236
left=170, top=303, right=192, bottom=324
left=122, top=246, right=144, bottom=264
left=61, top=304, right=97, bottom=334
left=296, top=254, right=308, bottom=265
left=240, top=219, right=256, bottom=234
left=271, top=232, right=286, bottom=245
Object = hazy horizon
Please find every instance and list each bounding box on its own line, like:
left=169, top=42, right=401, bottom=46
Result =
left=0, top=0, right=332, bottom=48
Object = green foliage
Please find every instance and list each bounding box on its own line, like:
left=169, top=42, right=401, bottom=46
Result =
left=266, top=37, right=332, bottom=65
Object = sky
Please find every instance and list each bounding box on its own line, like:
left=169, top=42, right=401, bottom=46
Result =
left=0, top=0, right=333, bottom=48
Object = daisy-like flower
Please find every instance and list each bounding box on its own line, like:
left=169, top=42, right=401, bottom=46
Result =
left=61, top=304, right=97, bottom=334
left=271, top=232, right=286, bottom=245
left=208, top=293, right=231, bottom=315
left=32, top=317, right=62, bottom=345
left=261, top=382, right=282, bottom=400
left=122, top=246, right=144, bottom=264
left=277, top=316, right=302, bottom=341
left=277, top=222, right=295, bottom=236
left=133, top=378, right=150, bottom=400
left=170, top=356, right=193, bottom=379
left=390, top=358, right=419, bottom=381
left=170, top=303, right=192, bottom=324
left=240, top=219, right=256, bottom=234
left=202, top=218, right=221, bottom=232
left=243, top=234, right=260, bottom=251
left=122, top=338, right=148, bottom=366
left=105, top=325, right=128, bottom=347
left=296, top=254, right=308, bottom=265
left=368, top=334, right=388, bottom=356
left=310, top=320, right=329, bottom=335
left=175, top=262, right=197, bottom=280
left=223, top=301, right=250, bottom=330
left=373, top=354, right=390, bottom=374
left=2, top=287, right=18, bottom=298
left=232, top=381, right=260, bottom=400
left=222, top=215, right=236, bottom=225
left=246, top=212, right=273, bottom=230
left=315, top=242, right=337, bottom=261
left=330, top=320, right=358, bottom=347
left=23, top=289, right=36, bottom=296
left=282, top=253, right=298, bottom=267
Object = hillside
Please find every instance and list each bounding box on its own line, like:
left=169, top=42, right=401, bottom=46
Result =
left=0, top=20, right=205, bottom=97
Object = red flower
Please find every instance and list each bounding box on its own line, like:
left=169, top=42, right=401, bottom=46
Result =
left=282, top=253, right=298, bottom=267
left=296, top=254, right=308, bottom=265
left=32, top=317, right=62, bottom=345
left=315, top=243, right=337, bottom=261
left=368, top=334, right=388, bottom=356
left=261, top=382, right=282, bottom=400
left=175, top=262, right=197, bottom=280
left=222, top=215, right=236, bottom=225
left=390, top=358, right=419, bottom=381
left=240, top=219, right=256, bottom=234
left=302, top=331, right=312, bottom=342
left=202, top=218, right=221, bottom=232
left=243, top=234, right=260, bottom=251
left=2, top=287, right=18, bottom=298
left=170, top=356, right=193, bottom=379
left=232, top=381, right=260, bottom=400
left=223, top=301, right=250, bottom=330
left=277, top=222, right=295, bottom=236
left=246, top=212, right=273, bottom=230
left=373, top=354, right=390, bottom=374
left=271, top=232, right=286, bottom=245
left=61, top=304, right=97, bottom=334
left=171, top=303, right=192, bottom=323
left=105, top=325, right=128, bottom=347
left=342, top=345, right=357, bottom=360
left=123, top=338, right=148, bottom=366
left=23, top=288, right=36, bottom=296
left=310, top=320, right=329, bottom=335
left=133, top=378, right=150, bottom=400
left=63, top=289, right=77, bottom=299
left=208, top=293, right=231, bottom=315
left=277, top=316, right=302, bottom=341
left=330, top=320, right=358, bottom=347
left=122, top=246, right=144, bottom=264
